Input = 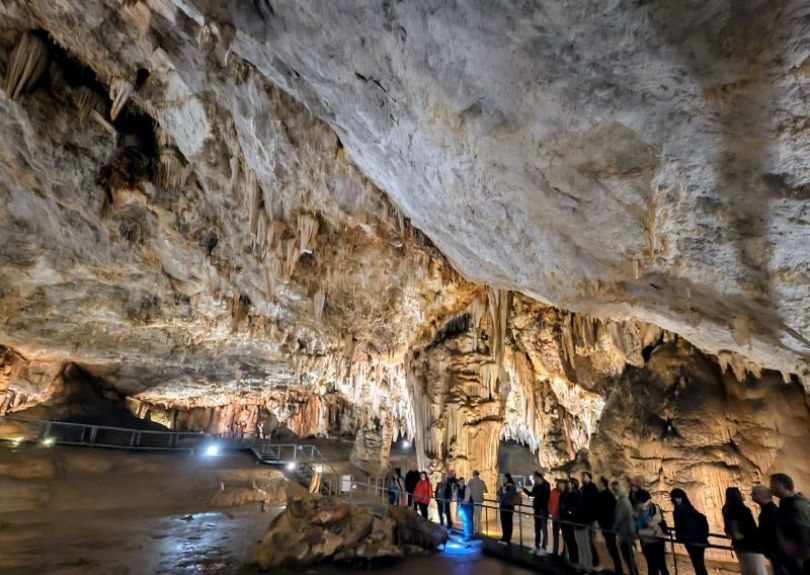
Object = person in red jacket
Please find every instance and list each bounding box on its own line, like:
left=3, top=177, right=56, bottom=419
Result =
left=549, top=478, right=565, bottom=556
left=413, top=471, right=433, bottom=520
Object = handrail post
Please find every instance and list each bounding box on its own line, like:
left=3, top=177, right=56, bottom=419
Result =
left=670, top=533, right=679, bottom=575
left=89, top=426, right=98, bottom=444
left=519, top=506, right=524, bottom=549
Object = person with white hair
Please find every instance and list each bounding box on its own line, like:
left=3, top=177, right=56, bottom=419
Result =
left=611, top=480, right=639, bottom=575
left=465, top=470, right=488, bottom=535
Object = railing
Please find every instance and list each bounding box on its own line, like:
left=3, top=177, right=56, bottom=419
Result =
left=250, top=442, right=327, bottom=463
left=249, top=440, right=345, bottom=496
left=35, top=419, right=210, bottom=450
left=345, top=481, right=746, bottom=575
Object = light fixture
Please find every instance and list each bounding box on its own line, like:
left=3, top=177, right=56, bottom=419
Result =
left=401, top=439, right=411, bottom=449
left=10, top=437, right=24, bottom=447
left=203, top=444, right=220, bottom=457
left=285, top=461, right=296, bottom=471
left=40, top=437, right=56, bottom=447
left=313, top=464, right=323, bottom=473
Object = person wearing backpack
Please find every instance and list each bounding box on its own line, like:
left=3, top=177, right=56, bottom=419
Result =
left=497, top=473, right=519, bottom=545
left=636, top=491, right=670, bottom=575
left=670, top=488, right=710, bottom=575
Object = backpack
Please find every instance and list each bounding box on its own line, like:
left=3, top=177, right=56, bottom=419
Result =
left=636, top=503, right=660, bottom=532
left=509, top=489, right=523, bottom=507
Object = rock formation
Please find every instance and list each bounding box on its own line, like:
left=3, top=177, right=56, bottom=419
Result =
left=0, top=0, right=809, bottom=544
left=254, top=492, right=447, bottom=570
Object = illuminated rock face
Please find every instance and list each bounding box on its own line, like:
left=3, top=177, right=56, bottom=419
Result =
left=0, top=0, right=809, bottom=536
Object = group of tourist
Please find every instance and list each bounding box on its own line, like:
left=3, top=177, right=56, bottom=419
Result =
left=495, top=471, right=809, bottom=575
left=386, top=464, right=809, bottom=575
left=384, top=465, right=489, bottom=538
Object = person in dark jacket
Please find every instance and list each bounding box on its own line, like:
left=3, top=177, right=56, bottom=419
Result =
left=670, top=488, right=710, bottom=575
left=579, top=472, right=601, bottom=570
left=723, top=487, right=766, bottom=575
left=560, top=478, right=580, bottom=564
left=443, top=469, right=459, bottom=527
left=598, top=476, right=623, bottom=575
left=771, top=473, right=810, bottom=575
left=752, top=484, right=785, bottom=575
left=404, top=465, right=420, bottom=508
left=497, top=474, right=518, bottom=545
left=524, top=470, right=551, bottom=555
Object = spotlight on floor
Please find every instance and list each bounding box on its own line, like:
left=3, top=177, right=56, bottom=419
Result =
left=40, top=437, right=56, bottom=447
left=285, top=461, right=297, bottom=471
left=203, top=443, right=221, bottom=457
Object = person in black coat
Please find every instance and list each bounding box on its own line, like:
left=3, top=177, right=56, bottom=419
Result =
left=670, top=488, right=710, bottom=575
left=723, top=487, right=766, bottom=575
left=598, top=476, right=623, bottom=575
left=752, top=485, right=786, bottom=575
left=560, top=478, right=580, bottom=564
left=404, top=465, right=420, bottom=508
left=524, top=470, right=551, bottom=555
left=580, top=472, right=602, bottom=569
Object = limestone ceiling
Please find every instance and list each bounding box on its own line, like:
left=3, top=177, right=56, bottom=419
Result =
left=0, top=0, right=809, bottom=404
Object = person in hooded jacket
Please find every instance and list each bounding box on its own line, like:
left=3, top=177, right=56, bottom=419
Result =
left=637, top=490, right=670, bottom=575
left=723, top=487, right=766, bottom=575
left=670, top=488, right=710, bottom=575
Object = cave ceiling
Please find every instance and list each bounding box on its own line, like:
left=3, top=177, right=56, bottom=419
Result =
left=1, top=0, right=809, bottom=425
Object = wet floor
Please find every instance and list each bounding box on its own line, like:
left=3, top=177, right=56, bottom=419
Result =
left=0, top=507, right=274, bottom=575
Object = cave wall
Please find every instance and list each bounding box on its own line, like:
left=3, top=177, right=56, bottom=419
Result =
left=408, top=293, right=810, bottom=529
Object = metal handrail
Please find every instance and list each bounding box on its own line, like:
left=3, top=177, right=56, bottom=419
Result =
left=346, top=478, right=744, bottom=575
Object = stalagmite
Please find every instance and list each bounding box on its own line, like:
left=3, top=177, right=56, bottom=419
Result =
left=5, top=32, right=50, bottom=100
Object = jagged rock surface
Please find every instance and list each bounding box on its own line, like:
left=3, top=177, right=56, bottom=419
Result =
left=253, top=493, right=447, bottom=570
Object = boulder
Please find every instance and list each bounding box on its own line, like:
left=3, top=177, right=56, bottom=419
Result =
left=253, top=494, right=447, bottom=570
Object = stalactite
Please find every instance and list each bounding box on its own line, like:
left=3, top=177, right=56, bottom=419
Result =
left=297, top=213, right=319, bottom=254
left=109, top=78, right=132, bottom=120
left=229, top=293, right=251, bottom=331
left=75, top=86, right=105, bottom=127
left=313, top=289, right=326, bottom=322
left=5, top=32, right=51, bottom=100
left=486, top=287, right=510, bottom=378
left=561, top=314, right=575, bottom=369
left=156, top=148, right=187, bottom=189
left=283, top=238, right=299, bottom=279
left=717, top=351, right=762, bottom=382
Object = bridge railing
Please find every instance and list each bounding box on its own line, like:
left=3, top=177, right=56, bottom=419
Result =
left=37, top=420, right=210, bottom=450
left=346, top=480, right=745, bottom=575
